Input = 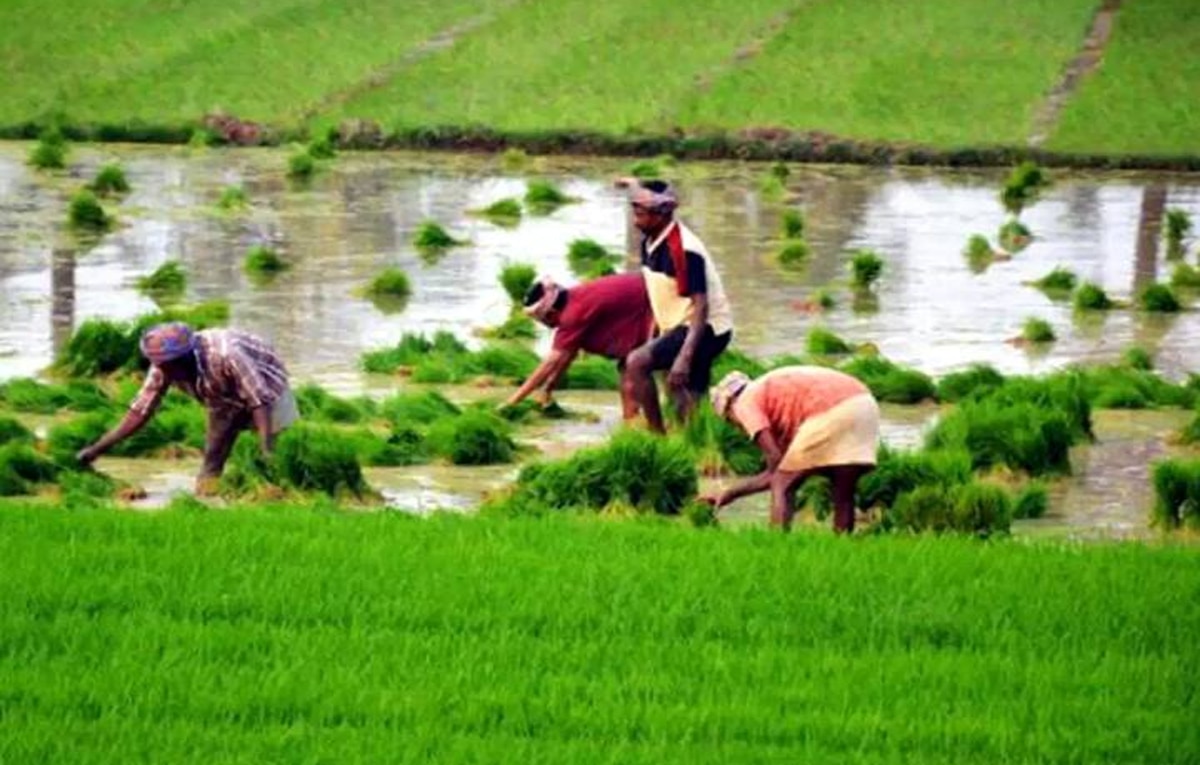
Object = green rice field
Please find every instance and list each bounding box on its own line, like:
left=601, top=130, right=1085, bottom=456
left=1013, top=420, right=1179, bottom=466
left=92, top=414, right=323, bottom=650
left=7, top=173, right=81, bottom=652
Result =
left=1050, top=0, right=1200, bottom=156
left=0, top=504, right=1196, bottom=763
left=1, top=0, right=1197, bottom=157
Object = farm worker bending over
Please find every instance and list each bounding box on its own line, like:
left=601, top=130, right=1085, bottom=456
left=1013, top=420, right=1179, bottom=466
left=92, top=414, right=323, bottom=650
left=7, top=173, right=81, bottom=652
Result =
left=505, top=273, right=652, bottom=419
left=77, top=322, right=298, bottom=494
left=619, top=178, right=733, bottom=433
left=701, top=366, right=880, bottom=533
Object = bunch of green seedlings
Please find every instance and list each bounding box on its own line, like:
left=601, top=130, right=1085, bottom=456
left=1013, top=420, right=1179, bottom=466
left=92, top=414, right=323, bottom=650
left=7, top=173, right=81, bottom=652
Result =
left=1138, top=283, right=1181, bottom=313
left=1171, top=262, right=1200, bottom=289
left=136, top=261, right=187, bottom=303
left=413, top=221, right=465, bottom=257
left=55, top=301, right=229, bottom=378
left=287, top=149, right=317, bottom=180
left=849, top=249, right=884, bottom=290
left=566, top=239, right=619, bottom=279
left=1000, top=161, right=1050, bottom=215
left=1031, top=266, right=1076, bottom=296
left=964, top=234, right=996, bottom=272
left=1164, top=208, right=1191, bottom=260
left=524, top=180, right=575, bottom=212
left=216, top=185, right=249, bottom=211
left=27, top=127, right=66, bottom=170
left=87, top=163, right=130, bottom=196
left=477, top=197, right=523, bottom=226
left=998, top=219, right=1032, bottom=253
left=806, top=327, right=853, bottom=355
left=1020, top=317, right=1056, bottom=344
left=482, top=428, right=697, bottom=517
left=1074, top=281, right=1114, bottom=311
left=363, top=268, right=411, bottom=314
left=68, top=190, right=113, bottom=232
left=243, top=245, right=289, bottom=279
left=1151, top=458, right=1200, bottom=529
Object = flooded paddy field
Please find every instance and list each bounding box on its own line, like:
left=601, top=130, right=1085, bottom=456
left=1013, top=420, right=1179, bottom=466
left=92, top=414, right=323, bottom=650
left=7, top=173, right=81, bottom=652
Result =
left=2, top=142, right=1199, bottom=536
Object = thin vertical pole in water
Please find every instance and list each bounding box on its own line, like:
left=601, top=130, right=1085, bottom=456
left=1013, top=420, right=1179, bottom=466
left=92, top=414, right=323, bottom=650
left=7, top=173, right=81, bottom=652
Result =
left=51, top=247, right=76, bottom=353
left=1133, top=184, right=1166, bottom=291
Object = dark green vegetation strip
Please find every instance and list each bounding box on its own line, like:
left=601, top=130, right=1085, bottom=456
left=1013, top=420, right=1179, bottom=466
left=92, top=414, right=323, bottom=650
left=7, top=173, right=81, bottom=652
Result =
left=0, top=507, right=1196, bottom=763
left=1050, top=0, right=1200, bottom=156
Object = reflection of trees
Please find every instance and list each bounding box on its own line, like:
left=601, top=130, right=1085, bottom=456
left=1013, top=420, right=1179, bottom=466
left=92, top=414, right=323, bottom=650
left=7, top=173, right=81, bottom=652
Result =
left=50, top=247, right=75, bottom=354
left=1133, top=183, right=1166, bottom=291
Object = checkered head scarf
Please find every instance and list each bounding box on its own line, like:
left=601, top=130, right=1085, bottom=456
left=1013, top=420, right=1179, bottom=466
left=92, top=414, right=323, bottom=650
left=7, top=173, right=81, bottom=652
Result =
left=630, top=180, right=678, bottom=214
left=711, top=371, right=752, bottom=419
left=139, top=322, right=197, bottom=365
left=522, top=277, right=565, bottom=323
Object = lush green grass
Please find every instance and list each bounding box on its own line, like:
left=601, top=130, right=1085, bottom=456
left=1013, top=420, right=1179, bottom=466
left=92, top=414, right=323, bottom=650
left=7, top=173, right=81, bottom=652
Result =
left=675, top=0, right=1097, bottom=146
left=1050, top=0, right=1200, bottom=155
left=0, top=0, right=511, bottom=127
left=335, top=0, right=795, bottom=133
left=0, top=506, right=1195, bottom=764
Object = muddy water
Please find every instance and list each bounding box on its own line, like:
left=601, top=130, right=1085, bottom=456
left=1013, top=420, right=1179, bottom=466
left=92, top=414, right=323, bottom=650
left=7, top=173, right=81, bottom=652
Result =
left=3, top=142, right=1199, bottom=535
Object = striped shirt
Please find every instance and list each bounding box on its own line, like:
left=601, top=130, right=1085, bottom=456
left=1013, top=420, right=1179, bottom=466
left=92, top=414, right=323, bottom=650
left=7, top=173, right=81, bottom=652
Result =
left=640, top=220, right=733, bottom=336
left=129, top=329, right=289, bottom=417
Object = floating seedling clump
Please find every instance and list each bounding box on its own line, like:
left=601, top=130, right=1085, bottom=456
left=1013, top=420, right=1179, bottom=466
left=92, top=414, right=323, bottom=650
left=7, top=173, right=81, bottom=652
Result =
left=413, top=221, right=463, bottom=253
left=806, top=327, right=853, bottom=355
left=479, top=197, right=522, bottom=226
left=0, top=378, right=110, bottom=414
left=561, top=355, right=621, bottom=390
left=136, top=261, right=187, bottom=303
left=525, top=180, right=574, bottom=212
left=88, top=163, right=130, bottom=196
left=1000, top=161, right=1050, bottom=215
left=0, top=443, right=60, bottom=497
left=485, top=428, right=697, bottom=516
left=936, top=364, right=1006, bottom=403
left=1080, top=364, right=1195, bottom=410
left=998, top=220, right=1032, bottom=253
left=887, top=480, right=1012, bottom=536
left=840, top=356, right=934, bottom=404
left=1031, top=266, right=1077, bottom=296
left=217, top=185, right=249, bottom=211
left=963, top=234, right=996, bottom=272
left=307, top=135, right=336, bottom=159
left=925, top=399, right=1073, bottom=477
left=1138, top=283, right=1181, bottom=313
left=68, top=190, right=112, bottom=231
left=365, top=268, right=411, bottom=300
left=499, top=263, right=537, bottom=305
left=1020, top=317, right=1056, bottom=344
left=566, top=239, right=618, bottom=279
left=849, top=249, right=883, bottom=290
left=1073, top=282, right=1113, bottom=311
left=781, top=209, right=805, bottom=239
left=777, top=240, right=810, bottom=269
left=244, top=245, right=288, bottom=277
left=1165, top=209, right=1191, bottom=260
left=1151, top=458, right=1200, bottom=529
left=426, top=410, right=516, bottom=466
left=379, top=390, right=460, bottom=426
left=27, top=128, right=66, bottom=170
left=287, top=150, right=316, bottom=180
left=1123, top=346, right=1154, bottom=371
left=1170, top=262, right=1200, bottom=289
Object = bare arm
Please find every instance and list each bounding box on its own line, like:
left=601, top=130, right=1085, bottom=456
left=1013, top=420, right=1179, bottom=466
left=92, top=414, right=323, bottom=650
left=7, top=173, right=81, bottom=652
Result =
left=538, top=349, right=578, bottom=401
left=77, top=409, right=153, bottom=464
left=504, top=349, right=573, bottom=407
left=251, top=404, right=274, bottom=453
left=707, top=430, right=786, bottom=506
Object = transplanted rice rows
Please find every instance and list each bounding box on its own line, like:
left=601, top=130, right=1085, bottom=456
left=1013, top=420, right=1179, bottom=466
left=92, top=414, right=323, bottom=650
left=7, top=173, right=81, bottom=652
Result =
left=3, top=0, right=1197, bottom=155
left=0, top=506, right=1197, bottom=764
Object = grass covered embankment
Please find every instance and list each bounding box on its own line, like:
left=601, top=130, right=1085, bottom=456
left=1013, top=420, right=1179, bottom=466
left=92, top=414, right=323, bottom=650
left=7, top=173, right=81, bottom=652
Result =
left=0, top=505, right=1196, bottom=763
left=2, top=0, right=1198, bottom=166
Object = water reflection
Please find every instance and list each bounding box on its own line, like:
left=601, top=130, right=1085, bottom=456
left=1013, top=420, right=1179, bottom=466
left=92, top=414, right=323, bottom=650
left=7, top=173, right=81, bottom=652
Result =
left=2, top=143, right=1199, bottom=385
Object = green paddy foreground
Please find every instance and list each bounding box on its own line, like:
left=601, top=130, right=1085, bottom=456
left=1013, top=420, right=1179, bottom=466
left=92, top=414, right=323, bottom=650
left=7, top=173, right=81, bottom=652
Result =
left=1, top=505, right=1196, bottom=763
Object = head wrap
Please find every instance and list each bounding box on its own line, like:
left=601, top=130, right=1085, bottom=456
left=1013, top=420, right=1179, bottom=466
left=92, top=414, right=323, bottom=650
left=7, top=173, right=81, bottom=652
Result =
left=629, top=180, right=678, bottom=214
left=711, top=370, right=751, bottom=419
left=139, top=322, right=197, bottom=365
left=522, top=277, right=565, bottom=323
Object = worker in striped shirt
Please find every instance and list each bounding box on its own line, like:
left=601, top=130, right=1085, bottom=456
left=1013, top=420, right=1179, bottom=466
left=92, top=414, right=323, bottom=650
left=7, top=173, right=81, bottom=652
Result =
left=77, top=322, right=298, bottom=493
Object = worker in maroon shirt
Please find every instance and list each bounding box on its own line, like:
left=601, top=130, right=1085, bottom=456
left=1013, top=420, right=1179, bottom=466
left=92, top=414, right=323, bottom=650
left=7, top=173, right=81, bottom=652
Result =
left=504, top=272, right=652, bottom=418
